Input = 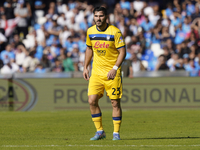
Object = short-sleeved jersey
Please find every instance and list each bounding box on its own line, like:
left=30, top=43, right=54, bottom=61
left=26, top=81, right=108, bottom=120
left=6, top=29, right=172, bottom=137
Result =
left=86, top=24, right=126, bottom=77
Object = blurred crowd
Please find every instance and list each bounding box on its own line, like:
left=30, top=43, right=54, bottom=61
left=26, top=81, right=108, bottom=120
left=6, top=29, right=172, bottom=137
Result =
left=0, top=0, right=200, bottom=77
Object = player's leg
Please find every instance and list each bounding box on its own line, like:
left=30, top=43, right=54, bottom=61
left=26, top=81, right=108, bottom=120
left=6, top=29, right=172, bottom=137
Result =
left=105, top=76, right=122, bottom=140
left=88, top=94, right=103, bottom=131
left=88, top=75, right=105, bottom=140
left=111, top=99, right=122, bottom=140
left=89, top=94, right=106, bottom=140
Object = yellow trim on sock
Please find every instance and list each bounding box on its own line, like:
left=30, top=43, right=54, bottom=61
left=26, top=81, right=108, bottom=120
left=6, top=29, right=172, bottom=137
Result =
left=92, top=116, right=103, bottom=131
left=113, top=120, right=121, bottom=133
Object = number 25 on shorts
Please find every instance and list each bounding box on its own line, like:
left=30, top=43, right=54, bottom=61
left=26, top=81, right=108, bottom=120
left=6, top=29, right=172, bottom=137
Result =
left=112, top=87, right=120, bottom=95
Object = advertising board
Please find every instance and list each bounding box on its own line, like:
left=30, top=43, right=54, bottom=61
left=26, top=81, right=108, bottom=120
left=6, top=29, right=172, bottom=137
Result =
left=0, top=77, right=200, bottom=111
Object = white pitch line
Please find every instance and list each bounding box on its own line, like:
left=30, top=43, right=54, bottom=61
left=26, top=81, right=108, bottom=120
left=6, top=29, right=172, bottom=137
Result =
left=1, top=145, right=200, bottom=147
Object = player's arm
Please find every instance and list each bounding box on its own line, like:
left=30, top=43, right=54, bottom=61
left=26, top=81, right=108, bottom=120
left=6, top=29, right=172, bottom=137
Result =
left=107, top=46, right=126, bottom=80
left=83, top=46, right=93, bottom=80
left=114, top=47, right=126, bottom=69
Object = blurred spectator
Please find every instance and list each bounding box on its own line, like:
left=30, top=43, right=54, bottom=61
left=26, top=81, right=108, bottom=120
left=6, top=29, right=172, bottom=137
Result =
left=62, top=53, right=74, bottom=72
left=47, top=19, right=62, bottom=36
left=152, top=27, right=162, bottom=45
left=122, top=8, right=132, bottom=26
left=165, top=2, right=173, bottom=19
left=59, top=25, right=71, bottom=46
left=189, top=44, right=197, bottom=60
left=26, top=1, right=32, bottom=27
left=162, top=46, right=171, bottom=60
left=57, top=47, right=66, bottom=61
left=34, top=0, right=46, bottom=24
left=129, top=53, right=145, bottom=78
left=180, top=41, right=191, bottom=58
left=49, top=39, right=60, bottom=60
left=63, top=35, right=75, bottom=52
left=143, top=2, right=154, bottom=17
left=155, top=54, right=169, bottom=71
left=68, top=44, right=79, bottom=71
left=174, top=26, right=187, bottom=45
left=186, top=0, right=195, bottom=15
left=66, top=16, right=80, bottom=32
left=0, top=61, right=19, bottom=74
left=114, top=3, right=123, bottom=19
left=166, top=39, right=175, bottom=54
left=149, top=11, right=160, bottom=26
left=78, top=34, right=86, bottom=53
left=185, top=59, right=199, bottom=76
left=140, top=15, right=154, bottom=32
left=182, top=53, right=190, bottom=68
left=23, top=27, right=37, bottom=49
left=12, top=0, right=18, bottom=8
left=191, top=6, right=200, bottom=21
left=79, top=16, right=89, bottom=31
left=36, top=25, right=47, bottom=45
left=56, top=0, right=64, bottom=15
left=15, top=45, right=26, bottom=69
left=167, top=53, right=180, bottom=71
left=22, top=50, right=39, bottom=72
left=34, top=63, right=46, bottom=73
left=175, top=58, right=185, bottom=71
left=129, top=18, right=139, bottom=36
left=0, top=6, right=5, bottom=19
left=12, top=34, right=25, bottom=49
left=57, top=13, right=66, bottom=27
left=121, top=58, right=132, bottom=77
left=133, top=0, right=145, bottom=15
left=45, top=7, right=55, bottom=20
left=128, top=36, right=142, bottom=56
left=51, top=58, right=64, bottom=72
left=0, top=44, right=15, bottom=64
left=4, top=0, right=14, bottom=19
left=40, top=54, right=51, bottom=69
left=14, top=0, right=29, bottom=39
left=138, top=31, right=146, bottom=53
left=161, top=26, right=171, bottom=47
left=120, top=0, right=130, bottom=10
left=182, top=16, right=191, bottom=34
left=68, top=0, right=76, bottom=10
left=49, top=2, right=57, bottom=15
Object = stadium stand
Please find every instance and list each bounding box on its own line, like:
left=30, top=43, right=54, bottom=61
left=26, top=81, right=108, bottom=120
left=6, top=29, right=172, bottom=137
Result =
left=0, top=0, right=200, bottom=76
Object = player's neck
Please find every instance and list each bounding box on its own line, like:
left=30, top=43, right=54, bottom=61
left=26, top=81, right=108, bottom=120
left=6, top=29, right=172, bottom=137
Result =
left=97, top=23, right=108, bottom=31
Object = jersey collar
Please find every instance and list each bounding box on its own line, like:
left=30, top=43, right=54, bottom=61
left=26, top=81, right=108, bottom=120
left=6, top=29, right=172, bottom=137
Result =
left=96, top=23, right=108, bottom=32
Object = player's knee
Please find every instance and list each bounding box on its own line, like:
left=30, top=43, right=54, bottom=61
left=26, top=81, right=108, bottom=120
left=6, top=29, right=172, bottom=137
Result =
left=111, top=100, right=120, bottom=108
left=88, top=97, right=98, bottom=106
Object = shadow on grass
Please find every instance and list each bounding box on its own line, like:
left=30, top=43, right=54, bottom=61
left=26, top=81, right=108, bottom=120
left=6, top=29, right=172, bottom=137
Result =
left=124, top=136, right=200, bottom=140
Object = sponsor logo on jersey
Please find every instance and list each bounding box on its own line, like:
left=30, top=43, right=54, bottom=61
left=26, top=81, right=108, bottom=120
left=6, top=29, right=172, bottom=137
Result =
left=97, top=50, right=106, bottom=56
left=94, top=41, right=109, bottom=48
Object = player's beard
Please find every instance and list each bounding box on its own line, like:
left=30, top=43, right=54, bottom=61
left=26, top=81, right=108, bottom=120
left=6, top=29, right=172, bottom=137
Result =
left=95, top=19, right=106, bottom=28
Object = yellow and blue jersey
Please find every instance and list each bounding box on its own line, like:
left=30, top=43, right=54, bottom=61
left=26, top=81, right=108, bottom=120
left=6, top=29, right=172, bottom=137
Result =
left=86, top=24, right=126, bottom=77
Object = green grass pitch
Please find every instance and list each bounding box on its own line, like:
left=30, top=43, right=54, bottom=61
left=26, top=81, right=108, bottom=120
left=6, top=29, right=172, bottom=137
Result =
left=0, top=109, right=200, bottom=150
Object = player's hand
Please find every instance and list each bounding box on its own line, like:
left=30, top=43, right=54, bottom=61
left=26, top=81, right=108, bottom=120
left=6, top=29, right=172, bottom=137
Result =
left=107, top=69, right=117, bottom=80
left=83, top=68, right=90, bottom=80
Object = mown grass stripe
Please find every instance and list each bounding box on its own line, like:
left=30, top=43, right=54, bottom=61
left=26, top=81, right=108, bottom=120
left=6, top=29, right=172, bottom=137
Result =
left=1, top=145, right=200, bottom=147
